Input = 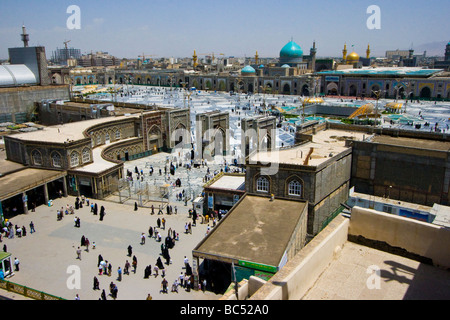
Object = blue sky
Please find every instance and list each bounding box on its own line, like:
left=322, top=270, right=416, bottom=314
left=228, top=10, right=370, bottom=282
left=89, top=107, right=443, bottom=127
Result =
left=1, top=0, right=449, bottom=59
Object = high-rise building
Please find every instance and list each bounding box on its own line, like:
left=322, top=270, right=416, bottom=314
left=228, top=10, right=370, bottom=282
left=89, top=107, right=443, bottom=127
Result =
left=51, top=47, right=82, bottom=65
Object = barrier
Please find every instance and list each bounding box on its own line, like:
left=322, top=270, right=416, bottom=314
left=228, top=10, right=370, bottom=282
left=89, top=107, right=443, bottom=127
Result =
left=0, top=279, right=65, bottom=300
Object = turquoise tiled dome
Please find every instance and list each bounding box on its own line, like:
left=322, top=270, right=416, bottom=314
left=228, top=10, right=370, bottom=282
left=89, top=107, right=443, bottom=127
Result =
left=280, top=41, right=303, bottom=58
left=241, top=65, right=256, bottom=73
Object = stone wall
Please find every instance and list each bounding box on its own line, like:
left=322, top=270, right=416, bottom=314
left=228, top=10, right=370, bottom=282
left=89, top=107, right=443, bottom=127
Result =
left=0, top=85, right=69, bottom=123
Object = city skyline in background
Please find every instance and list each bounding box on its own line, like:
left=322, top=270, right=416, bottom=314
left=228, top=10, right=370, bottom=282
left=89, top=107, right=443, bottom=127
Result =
left=1, top=0, right=449, bottom=60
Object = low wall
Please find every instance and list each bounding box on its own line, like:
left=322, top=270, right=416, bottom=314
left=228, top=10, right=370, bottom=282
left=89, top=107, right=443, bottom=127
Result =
left=249, top=214, right=349, bottom=300
left=349, top=206, right=450, bottom=268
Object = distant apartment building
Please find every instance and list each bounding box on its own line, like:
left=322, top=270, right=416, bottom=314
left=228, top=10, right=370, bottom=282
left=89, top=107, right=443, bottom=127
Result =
left=78, top=52, right=119, bottom=67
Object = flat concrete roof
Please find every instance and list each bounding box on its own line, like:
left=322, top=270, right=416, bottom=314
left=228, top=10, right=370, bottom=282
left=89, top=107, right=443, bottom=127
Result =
left=371, top=135, right=450, bottom=152
left=0, top=168, right=66, bottom=201
left=193, top=195, right=307, bottom=268
left=250, top=129, right=369, bottom=166
left=207, top=174, right=245, bottom=191
left=72, top=143, right=121, bottom=175
left=350, top=191, right=432, bottom=213
left=7, top=114, right=139, bottom=144
left=302, top=240, right=450, bottom=300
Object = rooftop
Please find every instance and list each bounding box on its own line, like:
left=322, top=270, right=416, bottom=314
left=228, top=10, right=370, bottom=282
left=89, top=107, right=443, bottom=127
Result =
left=302, top=240, right=450, bottom=300
left=249, top=129, right=369, bottom=166
left=371, top=135, right=450, bottom=152
left=7, top=114, right=139, bottom=144
left=193, top=195, right=307, bottom=268
left=317, top=67, right=443, bottom=77
left=206, top=174, right=245, bottom=191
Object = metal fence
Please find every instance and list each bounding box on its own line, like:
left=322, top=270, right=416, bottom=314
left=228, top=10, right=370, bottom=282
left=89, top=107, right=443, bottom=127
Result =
left=0, top=279, right=65, bottom=300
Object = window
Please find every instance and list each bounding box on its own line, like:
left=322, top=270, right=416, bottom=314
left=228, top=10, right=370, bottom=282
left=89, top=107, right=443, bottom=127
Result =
left=52, top=152, right=62, bottom=168
left=288, top=180, right=302, bottom=196
left=96, top=135, right=101, bottom=145
left=256, top=176, right=269, bottom=193
left=70, top=152, right=79, bottom=167
left=32, top=150, right=42, bottom=166
left=82, top=148, right=91, bottom=163
left=115, top=129, right=121, bottom=140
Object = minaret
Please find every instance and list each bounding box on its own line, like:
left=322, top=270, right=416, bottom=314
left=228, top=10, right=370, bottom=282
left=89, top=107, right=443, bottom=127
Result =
left=310, top=41, right=317, bottom=72
left=366, top=44, right=371, bottom=59
left=342, top=43, right=347, bottom=62
left=445, top=41, right=450, bottom=61
left=193, top=50, right=198, bottom=68
left=255, top=51, right=259, bottom=66
left=21, top=25, right=29, bottom=47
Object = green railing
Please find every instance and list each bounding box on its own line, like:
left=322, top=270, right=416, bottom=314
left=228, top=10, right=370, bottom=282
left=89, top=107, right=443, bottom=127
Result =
left=319, top=205, right=345, bottom=232
left=0, top=279, right=65, bottom=300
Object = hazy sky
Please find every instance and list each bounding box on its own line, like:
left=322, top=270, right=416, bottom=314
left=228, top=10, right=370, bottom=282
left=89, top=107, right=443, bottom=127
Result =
left=1, top=0, right=449, bottom=59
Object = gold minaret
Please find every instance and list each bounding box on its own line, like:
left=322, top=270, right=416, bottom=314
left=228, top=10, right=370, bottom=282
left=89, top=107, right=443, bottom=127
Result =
left=193, top=50, right=198, bottom=68
left=343, top=43, right=348, bottom=62
left=366, top=44, right=371, bottom=59
left=255, top=51, right=259, bottom=66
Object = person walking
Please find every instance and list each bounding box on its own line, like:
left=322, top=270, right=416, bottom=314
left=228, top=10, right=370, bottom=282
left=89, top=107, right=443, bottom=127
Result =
left=127, top=245, right=133, bottom=257
left=132, top=255, right=137, bottom=273
left=93, top=276, right=100, bottom=290
left=76, top=247, right=81, bottom=260
left=14, top=257, right=20, bottom=271
left=117, top=267, right=122, bottom=281
left=29, top=221, right=35, bottom=234
left=161, top=278, right=168, bottom=294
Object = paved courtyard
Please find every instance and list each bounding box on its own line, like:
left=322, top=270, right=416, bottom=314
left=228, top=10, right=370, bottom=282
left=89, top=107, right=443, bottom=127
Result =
left=1, top=193, right=222, bottom=300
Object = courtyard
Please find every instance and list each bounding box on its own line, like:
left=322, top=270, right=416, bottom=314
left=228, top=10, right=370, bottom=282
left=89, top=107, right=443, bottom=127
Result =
left=1, top=192, right=222, bottom=300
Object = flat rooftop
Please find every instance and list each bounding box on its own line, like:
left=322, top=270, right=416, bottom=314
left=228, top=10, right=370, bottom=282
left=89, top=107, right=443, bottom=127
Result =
left=371, top=135, right=450, bottom=152
left=350, top=191, right=432, bottom=213
left=0, top=168, right=66, bottom=201
left=302, top=240, right=450, bottom=300
left=7, top=114, right=139, bottom=144
left=193, top=195, right=307, bottom=268
left=250, top=129, right=369, bottom=166
left=207, top=174, right=245, bottom=191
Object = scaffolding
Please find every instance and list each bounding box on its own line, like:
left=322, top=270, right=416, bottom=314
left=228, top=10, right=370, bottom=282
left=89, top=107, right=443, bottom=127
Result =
left=106, top=178, right=171, bottom=207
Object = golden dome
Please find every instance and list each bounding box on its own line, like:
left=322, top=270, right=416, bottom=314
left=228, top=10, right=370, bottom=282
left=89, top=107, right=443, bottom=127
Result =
left=347, top=51, right=360, bottom=63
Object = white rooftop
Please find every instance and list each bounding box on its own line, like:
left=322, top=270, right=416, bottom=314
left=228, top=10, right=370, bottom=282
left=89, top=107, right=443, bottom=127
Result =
left=208, top=174, right=245, bottom=190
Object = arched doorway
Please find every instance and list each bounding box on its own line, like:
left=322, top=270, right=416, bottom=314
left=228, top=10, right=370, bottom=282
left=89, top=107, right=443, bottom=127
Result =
left=173, top=123, right=188, bottom=148
left=260, top=134, right=272, bottom=150
left=348, top=84, right=357, bottom=96
left=301, top=84, right=309, bottom=96
left=420, top=87, right=432, bottom=99
left=283, top=83, right=291, bottom=94
left=147, top=125, right=162, bottom=152
left=370, top=85, right=381, bottom=97
left=327, top=82, right=338, bottom=95
left=213, top=128, right=226, bottom=157
left=248, top=83, right=254, bottom=93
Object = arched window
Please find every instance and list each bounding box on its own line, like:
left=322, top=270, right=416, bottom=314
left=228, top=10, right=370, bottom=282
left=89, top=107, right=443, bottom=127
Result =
left=32, top=150, right=42, bottom=166
left=82, top=148, right=91, bottom=163
left=70, top=151, right=79, bottom=168
left=96, top=134, right=101, bottom=145
left=256, top=176, right=269, bottom=193
left=115, top=129, right=121, bottom=140
left=288, top=180, right=302, bottom=196
left=52, top=152, right=62, bottom=168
